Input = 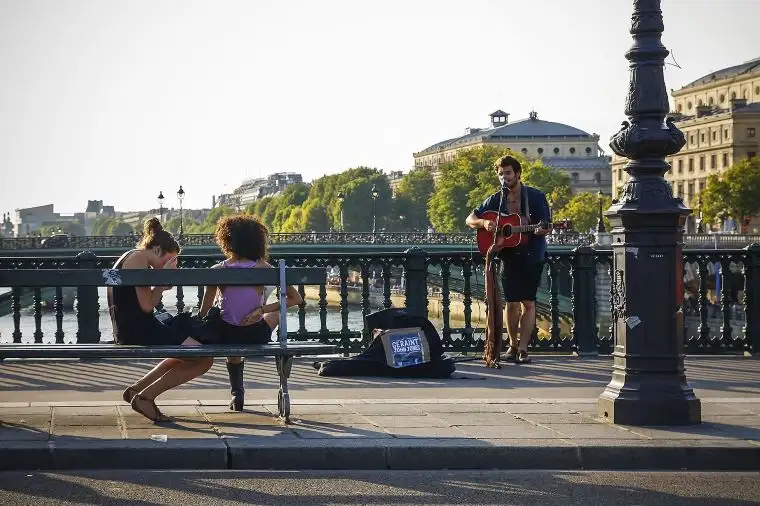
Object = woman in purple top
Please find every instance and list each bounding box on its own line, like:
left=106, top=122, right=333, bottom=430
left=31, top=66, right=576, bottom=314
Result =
left=198, top=214, right=303, bottom=411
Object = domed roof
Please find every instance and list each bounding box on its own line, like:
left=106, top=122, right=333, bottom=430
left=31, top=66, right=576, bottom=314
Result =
left=416, top=111, right=594, bottom=154
left=485, top=115, right=592, bottom=139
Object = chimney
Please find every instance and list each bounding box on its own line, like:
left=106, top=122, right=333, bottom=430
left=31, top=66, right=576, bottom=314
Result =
left=695, top=105, right=712, bottom=117
left=212, top=195, right=216, bottom=208
left=730, top=98, right=748, bottom=110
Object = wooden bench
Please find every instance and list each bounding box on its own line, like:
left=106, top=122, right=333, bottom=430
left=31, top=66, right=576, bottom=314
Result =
left=0, top=260, right=337, bottom=421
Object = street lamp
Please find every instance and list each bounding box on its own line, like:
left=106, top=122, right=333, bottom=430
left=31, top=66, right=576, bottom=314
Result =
left=177, top=186, right=185, bottom=237
left=336, top=191, right=345, bottom=232
left=596, top=190, right=606, bottom=233
left=371, top=184, right=379, bottom=234
left=598, top=0, right=699, bottom=426
left=157, top=191, right=165, bottom=222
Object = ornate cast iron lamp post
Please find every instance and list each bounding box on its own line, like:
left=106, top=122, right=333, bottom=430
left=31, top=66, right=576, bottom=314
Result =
left=177, top=186, right=185, bottom=238
left=157, top=191, right=165, bottom=222
left=336, top=191, right=345, bottom=232
left=371, top=184, right=379, bottom=234
left=598, top=0, right=701, bottom=425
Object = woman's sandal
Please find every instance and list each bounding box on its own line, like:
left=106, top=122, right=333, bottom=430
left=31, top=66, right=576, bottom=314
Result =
left=122, top=386, right=139, bottom=404
left=504, top=347, right=518, bottom=362
left=130, top=394, right=173, bottom=423
left=516, top=350, right=532, bottom=364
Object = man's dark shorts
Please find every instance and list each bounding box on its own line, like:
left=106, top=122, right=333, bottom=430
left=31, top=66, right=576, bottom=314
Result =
left=499, top=249, right=545, bottom=303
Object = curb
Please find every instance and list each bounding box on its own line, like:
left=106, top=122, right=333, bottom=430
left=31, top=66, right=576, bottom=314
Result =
left=2, top=439, right=759, bottom=471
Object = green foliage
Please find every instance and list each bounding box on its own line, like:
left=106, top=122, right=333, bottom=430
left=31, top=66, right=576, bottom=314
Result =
left=394, top=167, right=435, bottom=231
left=39, top=221, right=86, bottom=236
left=554, top=192, right=611, bottom=232
left=427, top=146, right=573, bottom=232
left=697, top=157, right=760, bottom=227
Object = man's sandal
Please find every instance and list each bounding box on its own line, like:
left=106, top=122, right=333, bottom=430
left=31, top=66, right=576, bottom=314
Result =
left=130, top=394, right=173, bottom=423
left=516, top=350, right=532, bottom=364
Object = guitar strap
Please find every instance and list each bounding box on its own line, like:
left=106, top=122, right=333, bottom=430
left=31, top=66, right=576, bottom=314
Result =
left=522, top=185, right=530, bottom=223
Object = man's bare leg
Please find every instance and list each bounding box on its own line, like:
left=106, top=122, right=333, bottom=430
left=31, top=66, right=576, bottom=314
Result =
left=518, top=300, right=536, bottom=351
left=505, top=302, right=522, bottom=359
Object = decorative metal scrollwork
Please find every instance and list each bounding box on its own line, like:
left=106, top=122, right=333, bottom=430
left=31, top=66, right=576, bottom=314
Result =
left=610, top=269, right=627, bottom=320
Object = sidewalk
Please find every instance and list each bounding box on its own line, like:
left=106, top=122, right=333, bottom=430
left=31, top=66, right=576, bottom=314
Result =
left=1, top=356, right=759, bottom=471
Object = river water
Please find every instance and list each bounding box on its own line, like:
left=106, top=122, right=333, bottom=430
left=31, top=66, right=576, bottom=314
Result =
left=0, top=288, right=447, bottom=344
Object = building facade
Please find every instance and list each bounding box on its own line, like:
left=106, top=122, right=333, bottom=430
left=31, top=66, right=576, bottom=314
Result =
left=216, top=172, right=304, bottom=209
left=611, top=56, right=760, bottom=231
left=413, top=110, right=612, bottom=194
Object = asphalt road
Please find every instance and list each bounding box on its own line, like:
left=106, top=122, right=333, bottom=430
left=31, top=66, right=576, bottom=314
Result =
left=0, top=470, right=758, bottom=505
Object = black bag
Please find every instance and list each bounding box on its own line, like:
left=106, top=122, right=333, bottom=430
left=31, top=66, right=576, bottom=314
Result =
left=315, top=308, right=455, bottom=378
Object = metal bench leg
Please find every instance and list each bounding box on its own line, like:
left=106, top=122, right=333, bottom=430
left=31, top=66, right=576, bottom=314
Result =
left=276, top=355, right=293, bottom=422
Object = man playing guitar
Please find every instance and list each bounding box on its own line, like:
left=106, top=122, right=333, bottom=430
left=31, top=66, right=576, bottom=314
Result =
left=465, top=155, right=551, bottom=364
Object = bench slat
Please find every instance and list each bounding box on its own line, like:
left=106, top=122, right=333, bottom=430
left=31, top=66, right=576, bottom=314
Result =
left=0, top=342, right=336, bottom=359
left=0, top=267, right=326, bottom=287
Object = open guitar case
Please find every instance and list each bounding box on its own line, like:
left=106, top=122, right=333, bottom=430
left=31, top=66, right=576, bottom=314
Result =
left=313, top=308, right=456, bottom=378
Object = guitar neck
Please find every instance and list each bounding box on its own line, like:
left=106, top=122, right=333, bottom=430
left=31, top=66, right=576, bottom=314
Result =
left=512, top=223, right=546, bottom=233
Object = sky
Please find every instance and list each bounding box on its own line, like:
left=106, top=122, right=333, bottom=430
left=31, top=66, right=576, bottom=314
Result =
left=1, top=0, right=759, bottom=216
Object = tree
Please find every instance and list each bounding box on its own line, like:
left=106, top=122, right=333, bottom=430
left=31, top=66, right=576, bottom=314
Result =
left=427, top=146, right=573, bottom=232
left=39, top=221, right=86, bottom=236
left=107, top=221, right=133, bottom=236
left=554, top=192, right=611, bottom=232
left=697, top=157, right=760, bottom=228
left=394, top=167, right=435, bottom=231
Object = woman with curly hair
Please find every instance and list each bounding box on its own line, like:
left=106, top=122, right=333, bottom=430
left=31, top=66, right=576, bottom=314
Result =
left=198, top=214, right=303, bottom=411
left=111, top=218, right=213, bottom=423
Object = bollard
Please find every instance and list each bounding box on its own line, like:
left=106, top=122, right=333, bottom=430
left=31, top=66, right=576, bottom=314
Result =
left=744, top=243, right=760, bottom=355
left=403, top=247, right=428, bottom=319
left=75, top=251, right=101, bottom=344
left=571, top=246, right=598, bottom=355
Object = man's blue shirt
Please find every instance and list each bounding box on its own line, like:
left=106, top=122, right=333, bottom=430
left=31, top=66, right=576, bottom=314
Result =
left=472, top=185, right=551, bottom=263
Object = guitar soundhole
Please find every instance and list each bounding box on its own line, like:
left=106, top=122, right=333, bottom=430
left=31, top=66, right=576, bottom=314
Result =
left=501, top=225, right=512, bottom=236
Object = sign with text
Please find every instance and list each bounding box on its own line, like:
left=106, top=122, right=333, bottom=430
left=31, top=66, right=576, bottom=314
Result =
left=379, top=327, right=431, bottom=368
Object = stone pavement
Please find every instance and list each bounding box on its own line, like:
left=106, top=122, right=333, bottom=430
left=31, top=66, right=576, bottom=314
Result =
left=1, top=356, right=759, bottom=470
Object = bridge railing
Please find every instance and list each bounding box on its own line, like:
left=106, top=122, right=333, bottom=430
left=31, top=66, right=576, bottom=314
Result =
left=0, top=246, right=758, bottom=354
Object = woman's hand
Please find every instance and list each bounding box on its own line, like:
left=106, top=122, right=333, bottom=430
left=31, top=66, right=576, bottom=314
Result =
left=241, top=307, right=264, bottom=326
left=156, top=254, right=178, bottom=290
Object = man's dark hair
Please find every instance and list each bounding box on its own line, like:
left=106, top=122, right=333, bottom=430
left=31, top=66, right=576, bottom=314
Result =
left=494, top=155, right=522, bottom=177
left=215, top=214, right=269, bottom=261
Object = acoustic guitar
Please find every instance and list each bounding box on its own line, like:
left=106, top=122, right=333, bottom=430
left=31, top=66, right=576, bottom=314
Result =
left=476, top=210, right=570, bottom=256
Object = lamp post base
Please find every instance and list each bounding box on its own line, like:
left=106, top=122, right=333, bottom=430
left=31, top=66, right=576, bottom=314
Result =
left=598, top=380, right=701, bottom=426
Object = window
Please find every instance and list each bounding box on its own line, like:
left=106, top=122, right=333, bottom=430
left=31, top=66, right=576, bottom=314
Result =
left=594, top=172, right=601, bottom=184
left=537, top=147, right=544, bottom=154
left=723, top=153, right=729, bottom=167
left=699, top=156, right=705, bottom=171
left=677, top=183, right=684, bottom=198
left=585, top=147, right=592, bottom=154
left=701, top=133, right=705, bottom=143
left=756, top=86, right=760, bottom=95
left=688, top=158, right=694, bottom=172
left=724, top=128, right=730, bottom=139
left=617, top=169, right=622, bottom=181
left=676, top=104, right=682, bottom=113
left=687, top=182, right=694, bottom=199
left=698, top=99, right=703, bottom=106
left=731, top=92, right=737, bottom=99
left=678, top=159, right=683, bottom=173
left=572, top=172, right=579, bottom=183
left=708, top=97, right=714, bottom=106
left=711, top=154, right=717, bottom=169
left=749, top=152, right=757, bottom=159
left=699, top=180, right=705, bottom=192
left=748, top=127, right=756, bottom=138
left=521, top=148, right=528, bottom=154
left=720, top=93, right=725, bottom=103
left=713, top=130, right=717, bottom=141
left=687, top=101, right=692, bottom=110
left=690, top=135, right=695, bottom=145
left=553, top=147, right=559, bottom=154
left=569, top=147, right=576, bottom=154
